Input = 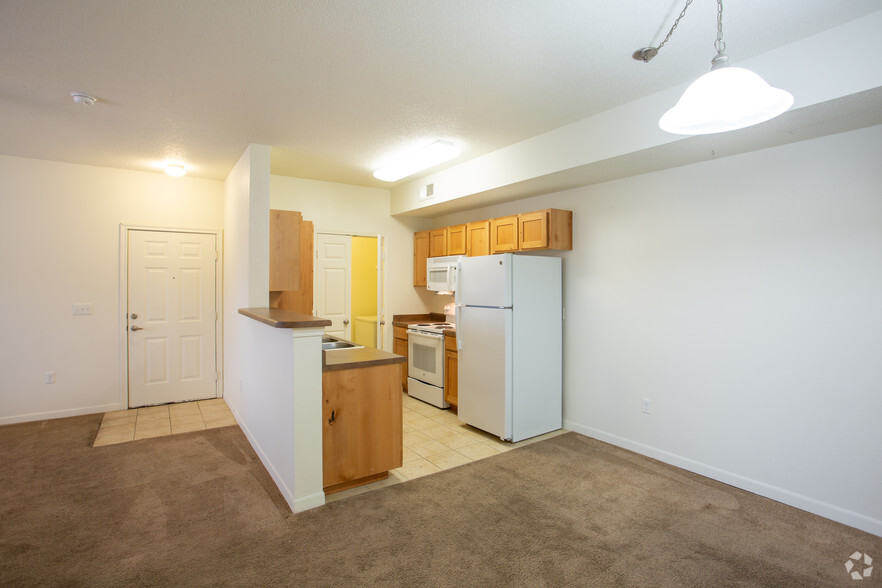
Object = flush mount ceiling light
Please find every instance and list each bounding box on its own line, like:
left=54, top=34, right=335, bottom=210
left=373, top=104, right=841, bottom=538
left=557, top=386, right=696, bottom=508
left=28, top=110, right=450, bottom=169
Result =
left=373, top=140, right=460, bottom=182
left=633, top=0, right=793, bottom=135
left=70, top=92, right=97, bottom=106
left=164, top=162, right=187, bottom=177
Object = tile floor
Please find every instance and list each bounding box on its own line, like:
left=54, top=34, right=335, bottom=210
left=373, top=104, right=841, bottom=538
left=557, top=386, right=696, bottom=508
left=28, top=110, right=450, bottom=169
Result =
left=92, top=398, right=237, bottom=447
left=92, top=393, right=565, bottom=502
left=326, top=392, right=566, bottom=502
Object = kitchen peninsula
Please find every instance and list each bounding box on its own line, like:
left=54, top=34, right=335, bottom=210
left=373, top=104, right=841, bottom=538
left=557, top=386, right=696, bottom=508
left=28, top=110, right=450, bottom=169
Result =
left=237, top=308, right=404, bottom=509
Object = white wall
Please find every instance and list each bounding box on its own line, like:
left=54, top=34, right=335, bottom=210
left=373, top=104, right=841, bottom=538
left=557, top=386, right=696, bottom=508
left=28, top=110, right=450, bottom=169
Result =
left=0, top=155, right=223, bottom=424
left=224, top=146, right=325, bottom=512
left=270, top=176, right=434, bottom=349
left=222, top=144, right=270, bottom=412
left=436, top=125, right=882, bottom=536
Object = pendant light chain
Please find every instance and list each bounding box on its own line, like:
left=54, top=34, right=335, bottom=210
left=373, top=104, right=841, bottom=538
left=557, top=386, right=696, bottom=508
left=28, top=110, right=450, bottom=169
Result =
left=655, top=0, right=693, bottom=56
left=714, top=0, right=726, bottom=55
left=633, top=0, right=730, bottom=63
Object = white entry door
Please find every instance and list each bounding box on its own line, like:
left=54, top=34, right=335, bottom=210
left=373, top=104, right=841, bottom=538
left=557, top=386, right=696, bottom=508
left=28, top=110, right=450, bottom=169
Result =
left=315, top=234, right=351, bottom=339
left=127, top=230, right=218, bottom=408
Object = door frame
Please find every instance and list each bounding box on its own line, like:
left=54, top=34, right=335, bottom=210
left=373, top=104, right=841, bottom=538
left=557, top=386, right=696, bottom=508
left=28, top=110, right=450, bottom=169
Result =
left=313, top=229, right=386, bottom=349
left=118, top=224, right=224, bottom=410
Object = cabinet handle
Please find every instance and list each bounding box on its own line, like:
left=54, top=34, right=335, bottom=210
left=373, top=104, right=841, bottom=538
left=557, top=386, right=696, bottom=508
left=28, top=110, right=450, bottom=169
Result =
left=328, top=410, right=335, bottom=425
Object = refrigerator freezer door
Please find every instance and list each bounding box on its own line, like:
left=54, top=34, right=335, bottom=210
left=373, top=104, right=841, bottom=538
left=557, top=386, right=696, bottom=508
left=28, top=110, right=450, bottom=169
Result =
left=457, top=305, right=511, bottom=439
left=456, top=254, right=511, bottom=308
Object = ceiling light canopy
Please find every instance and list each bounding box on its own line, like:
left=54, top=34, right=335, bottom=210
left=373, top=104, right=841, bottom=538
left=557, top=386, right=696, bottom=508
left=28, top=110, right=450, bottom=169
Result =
left=373, top=140, right=460, bottom=182
left=70, top=92, right=97, bottom=106
left=164, top=162, right=187, bottom=177
left=634, top=0, right=793, bottom=135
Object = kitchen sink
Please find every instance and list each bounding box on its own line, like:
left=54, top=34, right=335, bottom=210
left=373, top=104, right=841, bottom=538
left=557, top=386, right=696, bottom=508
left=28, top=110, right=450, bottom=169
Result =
left=321, top=336, right=363, bottom=350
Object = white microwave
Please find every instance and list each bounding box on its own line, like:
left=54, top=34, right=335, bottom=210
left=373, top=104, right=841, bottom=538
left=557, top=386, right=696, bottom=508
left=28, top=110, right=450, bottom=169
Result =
left=426, top=255, right=464, bottom=293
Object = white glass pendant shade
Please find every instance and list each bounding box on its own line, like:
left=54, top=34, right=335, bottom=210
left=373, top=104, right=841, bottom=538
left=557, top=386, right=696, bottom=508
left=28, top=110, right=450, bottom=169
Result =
left=659, top=65, right=794, bottom=135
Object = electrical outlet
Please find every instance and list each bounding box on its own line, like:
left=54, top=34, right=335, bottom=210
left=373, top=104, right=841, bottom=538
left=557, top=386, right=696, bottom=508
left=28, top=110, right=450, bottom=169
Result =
left=44, top=371, right=56, bottom=384
left=72, top=303, right=93, bottom=315
left=642, top=398, right=651, bottom=414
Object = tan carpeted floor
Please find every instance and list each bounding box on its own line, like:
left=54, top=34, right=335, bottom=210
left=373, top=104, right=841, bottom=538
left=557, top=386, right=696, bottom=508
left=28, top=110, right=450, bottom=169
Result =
left=1, top=413, right=878, bottom=586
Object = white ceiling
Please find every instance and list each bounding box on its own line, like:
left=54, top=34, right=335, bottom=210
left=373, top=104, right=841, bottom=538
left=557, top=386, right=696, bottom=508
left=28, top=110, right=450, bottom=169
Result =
left=1, top=1, right=879, bottom=188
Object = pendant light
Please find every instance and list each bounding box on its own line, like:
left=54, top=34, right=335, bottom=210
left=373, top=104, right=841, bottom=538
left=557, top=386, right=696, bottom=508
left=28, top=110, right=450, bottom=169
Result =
left=633, top=0, right=793, bottom=135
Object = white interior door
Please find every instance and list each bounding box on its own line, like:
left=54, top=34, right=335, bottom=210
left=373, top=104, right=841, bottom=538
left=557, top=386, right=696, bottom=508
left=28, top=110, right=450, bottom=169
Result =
left=315, top=234, right=351, bottom=339
left=127, top=230, right=218, bottom=408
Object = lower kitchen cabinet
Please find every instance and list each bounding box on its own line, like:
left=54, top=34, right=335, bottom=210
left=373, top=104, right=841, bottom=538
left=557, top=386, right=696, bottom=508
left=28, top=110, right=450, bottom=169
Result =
left=322, top=363, right=403, bottom=493
left=444, top=333, right=457, bottom=407
left=393, top=326, right=408, bottom=392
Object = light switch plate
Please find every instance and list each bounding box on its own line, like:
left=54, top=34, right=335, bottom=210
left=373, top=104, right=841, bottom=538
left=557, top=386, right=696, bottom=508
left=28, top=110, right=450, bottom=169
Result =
left=72, top=303, right=92, bottom=315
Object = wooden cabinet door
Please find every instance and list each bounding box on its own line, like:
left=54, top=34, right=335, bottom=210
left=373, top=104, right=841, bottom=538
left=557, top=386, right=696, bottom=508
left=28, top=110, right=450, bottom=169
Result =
left=269, top=210, right=301, bottom=291
left=518, top=211, right=548, bottom=250
left=444, top=336, right=457, bottom=406
left=429, top=228, right=447, bottom=257
left=490, top=215, right=519, bottom=254
left=413, top=231, right=429, bottom=286
left=274, top=219, right=314, bottom=314
left=466, top=221, right=490, bottom=257
left=447, top=224, right=466, bottom=256
left=393, top=328, right=408, bottom=392
left=322, top=364, right=403, bottom=490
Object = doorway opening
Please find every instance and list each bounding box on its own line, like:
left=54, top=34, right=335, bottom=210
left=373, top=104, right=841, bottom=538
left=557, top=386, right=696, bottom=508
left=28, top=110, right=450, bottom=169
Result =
left=314, top=231, right=385, bottom=348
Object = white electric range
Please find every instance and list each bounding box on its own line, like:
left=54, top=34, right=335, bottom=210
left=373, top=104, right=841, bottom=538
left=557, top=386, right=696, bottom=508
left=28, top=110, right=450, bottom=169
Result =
left=406, top=322, right=455, bottom=408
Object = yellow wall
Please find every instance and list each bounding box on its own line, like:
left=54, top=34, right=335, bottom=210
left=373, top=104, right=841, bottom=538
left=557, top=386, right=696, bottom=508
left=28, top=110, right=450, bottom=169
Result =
left=350, top=236, right=378, bottom=346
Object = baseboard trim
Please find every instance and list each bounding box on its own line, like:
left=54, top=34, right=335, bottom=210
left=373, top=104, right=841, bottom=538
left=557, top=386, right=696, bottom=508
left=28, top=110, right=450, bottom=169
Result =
left=0, top=403, right=120, bottom=426
left=227, top=404, right=326, bottom=514
left=563, top=420, right=882, bottom=538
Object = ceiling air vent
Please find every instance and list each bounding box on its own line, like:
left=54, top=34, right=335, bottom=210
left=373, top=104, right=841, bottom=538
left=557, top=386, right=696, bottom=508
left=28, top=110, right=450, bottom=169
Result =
left=419, top=183, right=434, bottom=201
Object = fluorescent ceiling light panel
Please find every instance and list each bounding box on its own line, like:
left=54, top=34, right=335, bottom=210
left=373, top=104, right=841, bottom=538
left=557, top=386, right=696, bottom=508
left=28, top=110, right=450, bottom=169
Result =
left=373, top=140, right=460, bottom=182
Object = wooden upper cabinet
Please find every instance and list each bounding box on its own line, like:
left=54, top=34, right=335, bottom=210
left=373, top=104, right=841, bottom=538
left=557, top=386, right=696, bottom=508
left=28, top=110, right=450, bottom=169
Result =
left=518, top=211, right=548, bottom=250
left=413, top=230, right=430, bottom=286
left=415, top=209, right=571, bottom=264
left=490, top=215, right=519, bottom=254
left=446, top=224, right=466, bottom=256
left=269, top=209, right=301, bottom=291
left=429, top=228, right=447, bottom=257
left=466, top=221, right=490, bottom=257
left=519, top=208, right=573, bottom=251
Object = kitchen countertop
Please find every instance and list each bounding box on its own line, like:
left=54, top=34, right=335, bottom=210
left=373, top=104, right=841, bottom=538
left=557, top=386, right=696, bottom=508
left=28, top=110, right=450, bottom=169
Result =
left=323, top=346, right=405, bottom=372
left=391, top=313, right=447, bottom=328
left=240, top=308, right=405, bottom=371
left=239, top=307, right=332, bottom=329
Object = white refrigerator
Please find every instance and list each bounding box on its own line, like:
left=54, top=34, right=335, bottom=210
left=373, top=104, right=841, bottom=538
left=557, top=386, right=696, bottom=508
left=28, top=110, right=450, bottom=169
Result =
left=455, top=253, right=562, bottom=442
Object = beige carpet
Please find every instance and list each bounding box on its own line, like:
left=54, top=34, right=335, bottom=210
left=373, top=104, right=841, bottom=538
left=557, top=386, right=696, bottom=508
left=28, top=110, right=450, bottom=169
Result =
left=1, top=413, right=878, bottom=586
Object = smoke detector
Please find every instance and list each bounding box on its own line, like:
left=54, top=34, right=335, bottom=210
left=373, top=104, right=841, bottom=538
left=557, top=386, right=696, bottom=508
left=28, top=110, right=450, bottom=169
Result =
left=70, top=92, right=97, bottom=106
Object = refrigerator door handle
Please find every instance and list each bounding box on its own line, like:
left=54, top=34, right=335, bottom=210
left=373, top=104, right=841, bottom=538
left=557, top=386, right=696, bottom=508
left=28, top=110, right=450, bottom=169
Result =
left=454, top=304, right=463, bottom=351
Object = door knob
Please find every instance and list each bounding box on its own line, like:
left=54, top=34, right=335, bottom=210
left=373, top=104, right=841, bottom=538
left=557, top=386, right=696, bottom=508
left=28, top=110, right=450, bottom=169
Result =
left=130, top=325, right=144, bottom=331
left=343, top=319, right=350, bottom=326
